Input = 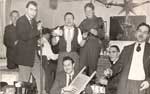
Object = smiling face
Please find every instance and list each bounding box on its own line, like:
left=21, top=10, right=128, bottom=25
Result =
left=135, top=25, right=149, bottom=42
left=10, top=12, right=19, bottom=25
left=64, top=14, right=74, bottom=27
left=63, top=59, right=75, bottom=74
left=26, top=4, right=37, bottom=19
left=85, top=6, right=94, bottom=19
left=108, top=47, right=120, bottom=62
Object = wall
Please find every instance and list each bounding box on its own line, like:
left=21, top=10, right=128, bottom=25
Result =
left=10, top=0, right=150, bottom=33
left=0, top=0, right=6, bottom=58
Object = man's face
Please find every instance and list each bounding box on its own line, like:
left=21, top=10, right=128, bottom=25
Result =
left=108, top=47, right=120, bottom=61
left=85, top=7, right=94, bottom=18
left=11, top=12, right=19, bottom=25
left=135, top=25, right=149, bottom=42
left=26, top=4, right=37, bottom=19
left=64, top=14, right=74, bottom=27
left=63, top=60, right=75, bottom=74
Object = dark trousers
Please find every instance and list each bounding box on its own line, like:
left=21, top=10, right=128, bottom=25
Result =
left=126, top=80, right=146, bottom=94
left=79, top=41, right=100, bottom=76
left=6, top=48, right=18, bottom=69
left=42, top=56, right=57, bottom=93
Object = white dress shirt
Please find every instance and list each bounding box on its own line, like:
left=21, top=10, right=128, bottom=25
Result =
left=128, top=42, right=146, bottom=80
left=26, top=15, right=32, bottom=24
left=66, top=71, right=74, bottom=86
left=53, top=26, right=83, bottom=52
left=39, top=37, right=59, bottom=60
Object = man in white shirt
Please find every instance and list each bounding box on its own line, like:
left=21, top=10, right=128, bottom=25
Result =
left=52, top=12, right=86, bottom=73
left=39, top=30, right=59, bottom=93
left=105, top=23, right=150, bottom=94
left=50, top=56, right=77, bottom=94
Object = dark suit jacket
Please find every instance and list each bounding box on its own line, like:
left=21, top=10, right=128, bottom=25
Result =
left=106, top=60, right=121, bottom=94
left=15, top=15, right=40, bottom=66
left=50, top=71, right=78, bottom=94
left=3, top=24, right=18, bottom=69
left=112, top=42, right=150, bottom=94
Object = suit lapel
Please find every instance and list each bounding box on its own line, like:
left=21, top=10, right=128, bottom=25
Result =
left=62, top=70, right=78, bottom=87
left=143, top=43, right=150, bottom=65
left=62, top=72, right=67, bottom=86
left=24, top=15, right=33, bottom=30
left=127, top=43, right=135, bottom=65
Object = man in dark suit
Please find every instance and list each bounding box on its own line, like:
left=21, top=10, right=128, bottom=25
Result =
left=105, top=22, right=150, bottom=94
left=105, top=45, right=121, bottom=94
left=50, top=56, right=78, bottom=94
left=15, top=1, right=42, bottom=94
left=50, top=56, right=92, bottom=94
left=3, top=10, right=19, bottom=69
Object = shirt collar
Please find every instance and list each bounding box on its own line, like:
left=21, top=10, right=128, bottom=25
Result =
left=66, top=70, right=75, bottom=77
left=64, top=26, right=74, bottom=31
left=135, top=42, right=145, bottom=47
left=25, top=14, right=32, bottom=21
left=112, top=58, right=119, bottom=64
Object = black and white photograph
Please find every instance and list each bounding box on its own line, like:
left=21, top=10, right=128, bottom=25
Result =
left=0, top=0, right=150, bottom=94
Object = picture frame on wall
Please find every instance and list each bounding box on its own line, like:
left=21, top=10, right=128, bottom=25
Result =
left=110, top=15, right=146, bottom=41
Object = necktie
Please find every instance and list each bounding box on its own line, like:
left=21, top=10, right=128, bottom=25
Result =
left=136, top=44, right=141, bottom=52
left=30, top=19, right=34, bottom=28
left=68, top=75, right=72, bottom=86
left=66, top=29, right=71, bottom=52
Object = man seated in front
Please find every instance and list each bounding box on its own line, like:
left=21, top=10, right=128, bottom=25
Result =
left=50, top=56, right=92, bottom=94
left=50, top=56, right=78, bottom=94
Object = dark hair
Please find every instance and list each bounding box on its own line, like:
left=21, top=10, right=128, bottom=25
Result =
left=64, top=12, right=75, bottom=20
left=110, top=45, right=120, bottom=52
left=62, top=56, right=74, bottom=65
left=84, top=3, right=95, bottom=10
left=26, top=1, right=37, bottom=8
left=42, top=28, right=51, bottom=35
left=136, top=22, right=150, bottom=33
left=10, top=10, right=19, bottom=17
left=0, top=82, right=8, bottom=90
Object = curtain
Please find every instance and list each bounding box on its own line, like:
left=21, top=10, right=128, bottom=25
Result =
left=0, top=0, right=6, bottom=59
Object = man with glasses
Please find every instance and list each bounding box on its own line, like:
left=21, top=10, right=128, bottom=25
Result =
left=104, top=45, right=121, bottom=94
left=104, top=23, right=150, bottom=94
left=15, top=1, right=42, bottom=94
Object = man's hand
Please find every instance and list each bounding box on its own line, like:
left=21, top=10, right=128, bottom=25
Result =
left=90, top=29, right=98, bottom=36
left=37, top=22, right=42, bottom=31
left=99, top=77, right=108, bottom=85
left=104, top=68, right=113, bottom=77
left=52, top=27, right=63, bottom=37
left=82, top=32, right=88, bottom=39
left=37, top=38, right=45, bottom=47
left=140, top=81, right=150, bottom=91
left=62, top=86, right=76, bottom=94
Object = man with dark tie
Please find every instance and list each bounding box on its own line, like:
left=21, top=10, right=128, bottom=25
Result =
left=52, top=12, right=86, bottom=74
left=4, top=10, right=19, bottom=69
left=105, top=23, right=150, bottom=94
left=50, top=56, right=78, bottom=94
left=15, top=1, right=42, bottom=94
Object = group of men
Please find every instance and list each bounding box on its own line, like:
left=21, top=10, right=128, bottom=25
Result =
left=3, top=0, right=150, bottom=94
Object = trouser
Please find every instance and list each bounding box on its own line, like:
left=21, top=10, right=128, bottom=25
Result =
left=42, top=56, right=57, bottom=93
left=18, top=63, right=45, bottom=94
left=126, top=79, right=146, bottom=94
